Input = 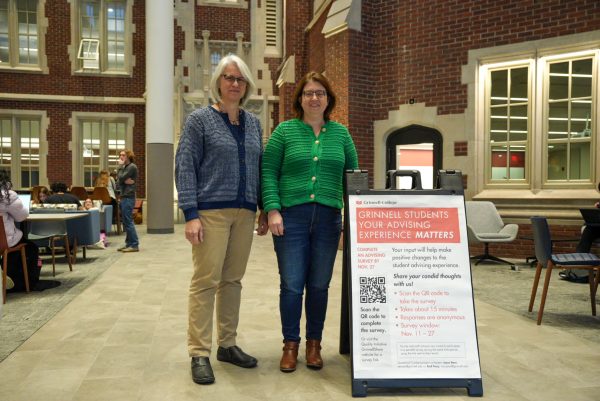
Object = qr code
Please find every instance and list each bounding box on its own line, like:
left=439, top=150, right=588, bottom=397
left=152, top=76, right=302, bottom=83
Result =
left=359, top=276, right=386, bottom=303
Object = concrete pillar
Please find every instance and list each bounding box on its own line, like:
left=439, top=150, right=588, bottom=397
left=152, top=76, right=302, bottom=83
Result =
left=146, top=1, right=174, bottom=234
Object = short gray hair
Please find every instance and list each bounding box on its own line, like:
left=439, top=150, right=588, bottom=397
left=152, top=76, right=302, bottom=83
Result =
left=210, top=54, right=255, bottom=106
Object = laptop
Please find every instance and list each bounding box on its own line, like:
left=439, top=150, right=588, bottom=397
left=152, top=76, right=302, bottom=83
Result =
left=17, top=193, right=31, bottom=213
left=579, top=208, right=600, bottom=226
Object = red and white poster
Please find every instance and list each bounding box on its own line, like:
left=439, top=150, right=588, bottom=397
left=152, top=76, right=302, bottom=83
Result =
left=348, top=194, right=481, bottom=380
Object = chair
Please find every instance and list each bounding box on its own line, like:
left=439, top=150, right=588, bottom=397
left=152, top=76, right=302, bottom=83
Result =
left=28, top=220, right=72, bottom=277
left=132, top=199, right=143, bottom=224
left=465, top=201, right=519, bottom=266
left=69, top=186, right=89, bottom=201
left=100, top=204, right=113, bottom=235
left=92, top=186, right=120, bottom=234
left=528, top=216, right=600, bottom=325
left=0, top=216, right=29, bottom=304
left=91, top=186, right=112, bottom=205
left=65, top=209, right=101, bottom=262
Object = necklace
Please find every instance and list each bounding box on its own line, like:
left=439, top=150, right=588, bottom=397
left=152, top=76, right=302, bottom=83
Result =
left=216, top=103, right=240, bottom=125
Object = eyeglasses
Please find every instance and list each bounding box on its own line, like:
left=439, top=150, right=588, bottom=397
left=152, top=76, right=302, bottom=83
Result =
left=303, top=90, right=327, bottom=99
left=222, top=74, right=247, bottom=85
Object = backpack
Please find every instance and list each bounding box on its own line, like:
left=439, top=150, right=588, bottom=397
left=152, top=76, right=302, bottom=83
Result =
left=558, top=268, right=590, bottom=284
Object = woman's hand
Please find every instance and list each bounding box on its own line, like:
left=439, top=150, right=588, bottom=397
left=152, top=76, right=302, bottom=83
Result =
left=256, top=211, right=268, bottom=235
left=268, top=210, right=284, bottom=236
left=185, top=218, right=203, bottom=244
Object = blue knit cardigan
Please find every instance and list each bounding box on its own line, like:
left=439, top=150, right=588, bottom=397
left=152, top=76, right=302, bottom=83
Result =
left=175, top=106, right=262, bottom=221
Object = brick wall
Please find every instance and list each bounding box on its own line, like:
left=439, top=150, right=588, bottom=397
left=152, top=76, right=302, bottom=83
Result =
left=196, top=5, right=250, bottom=40
left=454, top=141, right=468, bottom=157
left=0, top=0, right=146, bottom=98
left=307, top=8, right=327, bottom=73
left=325, top=32, right=349, bottom=127
left=365, top=0, right=600, bottom=119
left=283, top=0, right=312, bottom=117
left=278, top=83, right=296, bottom=124
left=347, top=15, right=377, bottom=185
left=175, top=18, right=185, bottom=66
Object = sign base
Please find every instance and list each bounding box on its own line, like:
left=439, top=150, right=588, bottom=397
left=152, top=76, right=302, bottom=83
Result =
left=352, top=378, right=483, bottom=397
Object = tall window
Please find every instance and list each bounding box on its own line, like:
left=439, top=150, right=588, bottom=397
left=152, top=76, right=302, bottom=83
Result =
left=546, top=57, right=593, bottom=181
left=80, top=119, right=127, bottom=186
left=76, top=0, right=127, bottom=72
left=482, top=50, right=597, bottom=188
left=0, top=115, right=41, bottom=188
left=210, top=43, right=237, bottom=73
left=195, top=39, right=249, bottom=93
left=0, top=0, right=39, bottom=67
left=488, top=66, right=529, bottom=181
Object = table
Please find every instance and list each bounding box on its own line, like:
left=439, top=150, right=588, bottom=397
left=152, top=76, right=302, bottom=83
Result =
left=26, top=213, right=87, bottom=221
left=24, top=213, right=88, bottom=274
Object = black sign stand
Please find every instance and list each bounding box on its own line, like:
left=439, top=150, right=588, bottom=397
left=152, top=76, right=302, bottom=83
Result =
left=339, top=170, right=483, bottom=397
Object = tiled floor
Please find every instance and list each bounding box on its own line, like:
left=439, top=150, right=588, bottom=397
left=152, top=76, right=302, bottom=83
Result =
left=1, top=225, right=599, bottom=400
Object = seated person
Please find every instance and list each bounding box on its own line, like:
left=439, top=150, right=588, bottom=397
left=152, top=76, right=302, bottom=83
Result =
left=95, top=170, right=117, bottom=202
left=560, top=191, right=600, bottom=283
left=95, top=170, right=119, bottom=224
left=32, top=186, right=50, bottom=204
left=83, top=198, right=96, bottom=210
left=45, top=182, right=83, bottom=209
left=82, top=198, right=107, bottom=248
left=576, top=201, right=600, bottom=253
left=0, top=170, right=41, bottom=292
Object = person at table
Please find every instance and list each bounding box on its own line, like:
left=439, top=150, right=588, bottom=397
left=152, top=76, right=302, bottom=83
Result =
left=45, top=182, right=83, bottom=209
left=0, top=170, right=41, bottom=292
left=261, top=71, right=359, bottom=372
left=116, top=149, right=139, bottom=253
left=175, top=54, right=268, bottom=385
left=576, top=182, right=600, bottom=253
left=32, top=187, right=50, bottom=204
left=83, top=198, right=96, bottom=210
left=95, top=170, right=118, bottom=211
left=81, top=197, right=108, bottom=249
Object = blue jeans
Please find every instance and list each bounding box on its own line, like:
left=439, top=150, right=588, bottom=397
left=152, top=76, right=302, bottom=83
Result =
left=273, top=203, right=342, bottom=342
left=120, top=197, right=139, bottom=248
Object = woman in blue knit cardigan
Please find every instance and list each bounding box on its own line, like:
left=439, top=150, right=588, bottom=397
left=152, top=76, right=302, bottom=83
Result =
left=175, top=55, right=268, bottom=385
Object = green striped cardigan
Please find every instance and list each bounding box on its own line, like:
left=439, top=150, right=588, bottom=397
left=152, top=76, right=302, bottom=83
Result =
left=261, top=118, right=359, bottom=212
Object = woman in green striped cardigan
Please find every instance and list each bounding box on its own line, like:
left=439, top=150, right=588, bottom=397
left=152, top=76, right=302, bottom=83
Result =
left=262, top=72, right=359, bottom=372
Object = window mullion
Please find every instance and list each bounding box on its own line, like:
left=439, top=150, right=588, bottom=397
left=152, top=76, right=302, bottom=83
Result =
left=12, top=116, right=20, bottom=188
left=9, top=0, right=16, bottom=66
left=566, top=61, right=572, bottom=180
left=100, top=0, right=106, bottom=72
left=101, top=119, right=108, bottom=172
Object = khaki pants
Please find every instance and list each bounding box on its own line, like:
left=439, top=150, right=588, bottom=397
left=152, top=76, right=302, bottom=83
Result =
left=188, top=208, right=255, bottom=357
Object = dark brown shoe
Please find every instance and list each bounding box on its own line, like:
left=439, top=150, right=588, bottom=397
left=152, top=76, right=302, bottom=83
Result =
left=280, top=341, right=299, bottom=372
left=306, top=339, right=323, bottom=369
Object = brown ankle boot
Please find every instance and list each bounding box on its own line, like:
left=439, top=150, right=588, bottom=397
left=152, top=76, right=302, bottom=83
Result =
left=305, top=339, right=323, bottom=369
left=280, top=341, right=299, bottom=372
